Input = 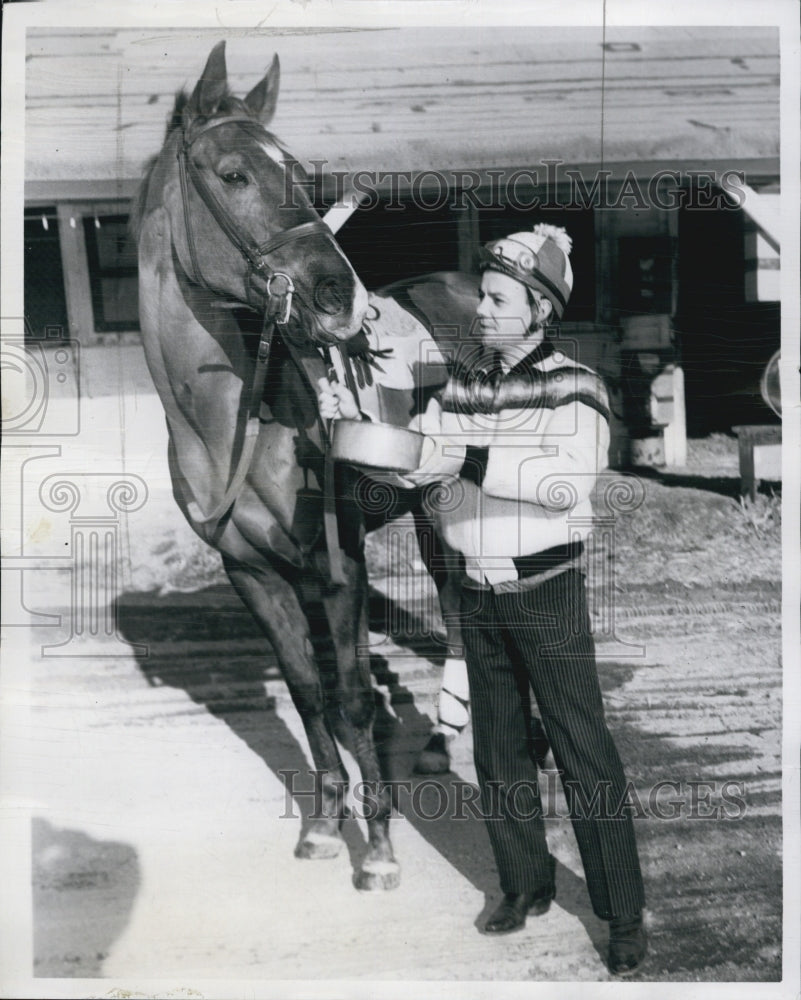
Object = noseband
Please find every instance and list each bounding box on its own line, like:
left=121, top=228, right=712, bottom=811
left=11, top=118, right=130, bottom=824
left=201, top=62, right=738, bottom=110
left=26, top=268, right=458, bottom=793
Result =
left=176, top=114, right=332, bottom=308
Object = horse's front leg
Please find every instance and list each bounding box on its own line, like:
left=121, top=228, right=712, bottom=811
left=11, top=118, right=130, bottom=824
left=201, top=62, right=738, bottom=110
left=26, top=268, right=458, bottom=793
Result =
left=318, top=554, right=400, bottom=891
left=222, top=555, right=349, bottom=860
left=411, top=504, right=470, bottom=775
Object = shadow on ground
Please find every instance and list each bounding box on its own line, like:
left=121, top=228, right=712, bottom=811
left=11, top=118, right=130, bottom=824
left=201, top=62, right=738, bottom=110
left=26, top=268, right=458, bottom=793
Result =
left=625, top=465, right=780, bottom=501
left=115, top=583, right=615, bottom=958
left=116, top=580, right=782, bottom=981
left=32, top=818, right=140, bottom=978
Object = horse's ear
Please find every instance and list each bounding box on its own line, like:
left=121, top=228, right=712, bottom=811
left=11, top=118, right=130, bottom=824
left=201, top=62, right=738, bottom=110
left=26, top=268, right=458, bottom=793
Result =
left=186, top=40, right=229, bottom=120
left=244, top=54, right=280, bottom=125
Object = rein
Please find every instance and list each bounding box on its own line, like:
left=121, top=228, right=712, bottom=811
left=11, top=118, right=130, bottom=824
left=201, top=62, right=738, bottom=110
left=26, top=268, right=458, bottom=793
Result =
left=177, top=114, right=350, bottom=583
left=185, top=273, right=293, bottom=530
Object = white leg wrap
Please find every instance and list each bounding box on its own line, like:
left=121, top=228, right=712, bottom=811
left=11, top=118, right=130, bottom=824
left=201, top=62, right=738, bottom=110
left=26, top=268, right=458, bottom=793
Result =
left=433, top=657, right=470, bottom=733
left=302, top=831, right=342, bottom=848
left=361, top=859, right=401, bottom=876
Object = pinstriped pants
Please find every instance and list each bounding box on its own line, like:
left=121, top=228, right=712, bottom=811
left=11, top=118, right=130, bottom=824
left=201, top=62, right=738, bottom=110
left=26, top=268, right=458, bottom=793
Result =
left=461, top=569, right=645, bottom=920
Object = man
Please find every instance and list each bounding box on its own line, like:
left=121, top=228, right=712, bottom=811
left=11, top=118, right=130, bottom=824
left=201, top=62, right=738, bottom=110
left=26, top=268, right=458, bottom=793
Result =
left=319, top=225, right=647, bottom=976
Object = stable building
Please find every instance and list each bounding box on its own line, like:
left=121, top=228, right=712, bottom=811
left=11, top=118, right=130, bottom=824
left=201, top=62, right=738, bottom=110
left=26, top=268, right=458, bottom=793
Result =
left=21, top=25, right=782, bottom=468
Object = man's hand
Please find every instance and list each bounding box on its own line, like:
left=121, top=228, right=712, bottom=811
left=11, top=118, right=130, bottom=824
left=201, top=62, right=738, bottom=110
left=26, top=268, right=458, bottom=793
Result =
left=317, top=378, right=360, bottom=420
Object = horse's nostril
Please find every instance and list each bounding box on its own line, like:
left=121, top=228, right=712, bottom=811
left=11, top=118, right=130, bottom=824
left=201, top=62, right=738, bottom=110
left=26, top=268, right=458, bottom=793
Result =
left=314, top=278, right=347, bottom=316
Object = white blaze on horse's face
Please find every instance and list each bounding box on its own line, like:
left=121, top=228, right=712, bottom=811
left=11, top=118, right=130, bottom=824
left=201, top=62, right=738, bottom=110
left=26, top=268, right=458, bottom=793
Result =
left=172, top=42, right=368, bottom=342
left=256, top=138, right=285, bottom=165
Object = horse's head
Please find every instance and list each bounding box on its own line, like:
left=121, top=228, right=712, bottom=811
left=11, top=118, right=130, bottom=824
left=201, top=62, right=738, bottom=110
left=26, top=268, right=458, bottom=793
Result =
left=154, top=41, right=368, bottom=343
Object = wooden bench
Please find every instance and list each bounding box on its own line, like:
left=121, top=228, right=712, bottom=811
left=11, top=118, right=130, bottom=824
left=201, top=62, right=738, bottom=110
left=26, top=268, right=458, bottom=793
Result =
left=732, top=425, right=782, bottom=500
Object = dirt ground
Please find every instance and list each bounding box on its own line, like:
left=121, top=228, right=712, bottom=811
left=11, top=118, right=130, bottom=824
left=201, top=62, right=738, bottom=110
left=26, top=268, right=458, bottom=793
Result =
left=24, top=434, right=783, bottom=989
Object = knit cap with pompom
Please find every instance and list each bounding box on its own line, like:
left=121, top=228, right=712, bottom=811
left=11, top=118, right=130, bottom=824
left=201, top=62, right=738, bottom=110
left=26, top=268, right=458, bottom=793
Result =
left=480, top=223, right=574, bottom=318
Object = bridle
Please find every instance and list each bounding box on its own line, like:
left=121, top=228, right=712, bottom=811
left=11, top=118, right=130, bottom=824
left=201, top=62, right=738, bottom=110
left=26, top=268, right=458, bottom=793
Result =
left=176, top=114, right=353, bottom=583
left=176, top=113, right=333, bottom=310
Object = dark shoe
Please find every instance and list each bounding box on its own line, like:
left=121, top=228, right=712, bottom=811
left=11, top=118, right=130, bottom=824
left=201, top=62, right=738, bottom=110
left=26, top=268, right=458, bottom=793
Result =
left=607, top=913, right=647, bottom=976
left=414, top=732, right=451, bottom=774
left=485, top=857, right=556, bottom=934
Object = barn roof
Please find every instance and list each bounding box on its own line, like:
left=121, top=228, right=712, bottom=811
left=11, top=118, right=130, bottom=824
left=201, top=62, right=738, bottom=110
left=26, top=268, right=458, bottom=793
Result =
left=24, top=25, right=780, bottom=200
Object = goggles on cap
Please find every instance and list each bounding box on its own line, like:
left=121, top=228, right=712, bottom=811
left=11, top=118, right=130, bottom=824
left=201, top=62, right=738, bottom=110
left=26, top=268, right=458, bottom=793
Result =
left=479, top=237, right=567, bottom=314
left=480, top=238, right=538, bottom=277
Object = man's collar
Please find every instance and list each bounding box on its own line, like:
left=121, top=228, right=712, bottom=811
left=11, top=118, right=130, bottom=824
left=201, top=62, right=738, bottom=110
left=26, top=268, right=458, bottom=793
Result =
left=506, top=338, right=555, bottom=376
left=459, top=338, right=555, bottom=381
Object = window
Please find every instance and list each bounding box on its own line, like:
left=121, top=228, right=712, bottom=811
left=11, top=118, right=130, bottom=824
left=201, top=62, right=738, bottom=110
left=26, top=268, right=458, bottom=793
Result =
left=24, top=207, right=69, bottom=341
left=83, top=214, right=140, bottom=332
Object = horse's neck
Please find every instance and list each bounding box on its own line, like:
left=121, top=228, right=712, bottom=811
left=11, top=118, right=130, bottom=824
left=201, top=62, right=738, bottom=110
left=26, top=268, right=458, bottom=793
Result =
left=137, top=187, right=331, bottom=530
left=139, top=205, right=249, bottom=371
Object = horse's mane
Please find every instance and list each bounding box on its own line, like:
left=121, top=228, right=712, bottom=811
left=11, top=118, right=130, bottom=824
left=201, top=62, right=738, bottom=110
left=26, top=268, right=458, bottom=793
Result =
left=129, top=90, right=191, bottom=243
left=129, top=88, right=282, bottom=243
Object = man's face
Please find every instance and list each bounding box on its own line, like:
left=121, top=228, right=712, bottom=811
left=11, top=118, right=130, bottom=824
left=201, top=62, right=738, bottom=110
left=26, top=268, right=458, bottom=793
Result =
left=476, top=270, right=551, bottom=349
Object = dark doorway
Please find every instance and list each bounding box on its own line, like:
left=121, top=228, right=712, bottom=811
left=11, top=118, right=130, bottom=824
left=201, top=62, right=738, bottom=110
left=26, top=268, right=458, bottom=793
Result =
left=24, top=207, right=70, bottom=341
left=335, top=198, right=460, bottom=290
left=675, top=187, right=779, bottom=435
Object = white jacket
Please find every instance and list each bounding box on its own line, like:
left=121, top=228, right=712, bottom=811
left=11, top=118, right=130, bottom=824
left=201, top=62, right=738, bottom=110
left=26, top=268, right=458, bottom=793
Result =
left=408, top=340, right=611, bottom=585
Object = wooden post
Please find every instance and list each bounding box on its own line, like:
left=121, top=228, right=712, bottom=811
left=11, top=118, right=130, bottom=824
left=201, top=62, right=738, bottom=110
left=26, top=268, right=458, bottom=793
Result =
left=56, top=204, right=97, bottom=345
left=733, top=425, right=782, bottom=500
left=663, top=365, right=687, bottom=467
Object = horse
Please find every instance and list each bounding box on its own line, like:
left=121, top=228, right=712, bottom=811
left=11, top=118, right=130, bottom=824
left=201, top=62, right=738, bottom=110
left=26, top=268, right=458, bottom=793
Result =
left=130, top=40, right=478, bottom=890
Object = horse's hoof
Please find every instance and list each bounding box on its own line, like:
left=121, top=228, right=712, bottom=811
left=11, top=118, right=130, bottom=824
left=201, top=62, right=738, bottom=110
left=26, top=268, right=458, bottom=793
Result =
left=295, top=830, right=344, bottom=860
left=413, top=733, right=451, bottom=775
left=353, top=860, right=401, bottom=891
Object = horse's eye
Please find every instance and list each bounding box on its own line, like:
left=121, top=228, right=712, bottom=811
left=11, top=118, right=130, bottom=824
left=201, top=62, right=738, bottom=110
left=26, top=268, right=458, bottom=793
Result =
left=221, top=171, right=248, bottom=186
